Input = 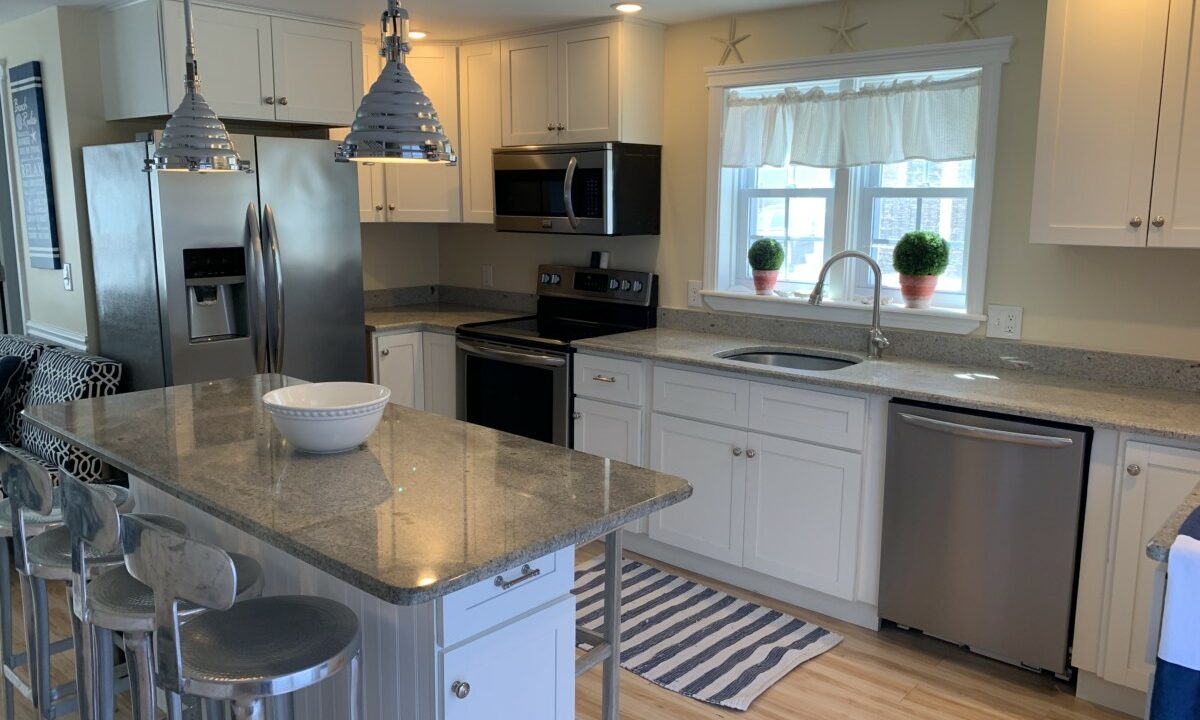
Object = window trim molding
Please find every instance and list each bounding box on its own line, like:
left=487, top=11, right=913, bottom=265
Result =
left=703, top=37, right=1013, bottom=334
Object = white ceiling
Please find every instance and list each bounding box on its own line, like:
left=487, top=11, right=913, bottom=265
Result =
left=1, top=0, right=828, bottom=40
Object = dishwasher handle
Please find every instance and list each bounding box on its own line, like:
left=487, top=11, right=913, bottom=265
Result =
left=898, top=412, right=1075, bottom=449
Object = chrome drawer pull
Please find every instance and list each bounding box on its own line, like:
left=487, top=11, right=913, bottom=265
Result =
left=593, top=374, right=617, bottom=383
left=494, top=564, right=541, bottom=590
left=451, top=681, right=470, bottom=699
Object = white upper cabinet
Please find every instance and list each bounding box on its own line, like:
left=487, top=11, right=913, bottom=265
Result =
left=500, top=21, right=663, bottom=147
left=99, top=0, right=361, bottom=125
left=1032, top=0, right=1200, bottom=248
left=459, top=41, right=503, bottom=224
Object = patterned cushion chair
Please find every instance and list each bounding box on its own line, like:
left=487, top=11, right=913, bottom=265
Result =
left=5, top=347, right=122, bottom=484
left=0, top=335, right=49, bottom=445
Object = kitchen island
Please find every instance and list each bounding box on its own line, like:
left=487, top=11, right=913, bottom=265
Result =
left=23, top=374, right=692, bottom=720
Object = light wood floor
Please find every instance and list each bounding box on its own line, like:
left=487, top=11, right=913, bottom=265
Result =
left=2, top=553, right=1133, bottom=720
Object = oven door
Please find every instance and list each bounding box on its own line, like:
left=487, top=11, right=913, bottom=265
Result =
left=456, top=338, right=571, bottom=446
left=493, top=148, right=611, bottom=234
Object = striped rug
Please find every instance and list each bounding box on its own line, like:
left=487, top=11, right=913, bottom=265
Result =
left=574, top=556, right=842, bottom=711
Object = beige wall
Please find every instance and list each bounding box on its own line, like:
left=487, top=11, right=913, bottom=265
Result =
left=1, top=8, right=141, bottom=344
left=362, top=223, right=440, bottom=290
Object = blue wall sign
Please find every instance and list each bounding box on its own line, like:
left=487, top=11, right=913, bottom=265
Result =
left=9, top=62, right=61, bottom=270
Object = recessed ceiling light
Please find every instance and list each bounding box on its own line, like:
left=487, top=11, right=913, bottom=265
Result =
left=612, top=3, right=643, bottom=13
left=408, top=30, right=427, bottom=40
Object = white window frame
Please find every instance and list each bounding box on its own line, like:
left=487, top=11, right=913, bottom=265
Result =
left=703, top=38, right=1012, bottom=334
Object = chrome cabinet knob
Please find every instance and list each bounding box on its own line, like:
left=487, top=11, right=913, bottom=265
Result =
left=278, top=96, right=289, bottom=106
left=556, top=123, right=565, bottom=131
left=381, top=348, right=390, bottom=356
left=388, top=203, right=396, bottom=211
left=1130, top=216, right=1144, bottom=229
left=1152, top=215, right=1166, bottom=228
left=451, top=681, right=470, bottom=699
left=547, top=122, right=555, bottom=131
left=264, top=96, right=275, bottom=105
left=1127, top=463, right=1142, bottom=477
left=732, top=447, right=743, bottom=456
left=375, top=204, right=384, bottom=211
left=746, top=449, right=757, bottom=458
left=572, top=412, right=582, bottom=420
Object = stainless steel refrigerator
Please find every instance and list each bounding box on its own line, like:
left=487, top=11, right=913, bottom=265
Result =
left=83, top=135, right=367, bottom=391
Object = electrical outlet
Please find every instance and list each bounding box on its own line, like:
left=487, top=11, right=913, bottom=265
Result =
left=62, top=263, right=72, bottom=292
left=687, top=280, right=703, bottom=308
left=987, top=305, right=1023, bottom=340
left=481, top=265, right=493, bottom=288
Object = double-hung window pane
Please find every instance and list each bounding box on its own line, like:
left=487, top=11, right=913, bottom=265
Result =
left=740, top=166, right=835, bottom=287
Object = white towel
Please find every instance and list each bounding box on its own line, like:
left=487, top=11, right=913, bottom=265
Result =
left=1159, top=534, right=1200, bottom=671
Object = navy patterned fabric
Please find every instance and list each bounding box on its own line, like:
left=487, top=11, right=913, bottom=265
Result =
left=1149, top=507, right=1200, bottom=720
left=0, top=336, right=47, bottom=444
left=17, top=347, right=121, bottom=483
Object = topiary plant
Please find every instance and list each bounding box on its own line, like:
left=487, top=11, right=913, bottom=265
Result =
left=748, top=238, right=785, bottom=271
left=893, top=231, right=950, bottom=277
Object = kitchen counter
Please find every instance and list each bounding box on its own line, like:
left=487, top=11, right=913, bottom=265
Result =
left=364, top=303, right=524, bottom=334
left=22, top=374, right=692, bottom=605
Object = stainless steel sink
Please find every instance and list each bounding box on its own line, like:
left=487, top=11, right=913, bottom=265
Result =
left=721, top=350, right=860, bottom=372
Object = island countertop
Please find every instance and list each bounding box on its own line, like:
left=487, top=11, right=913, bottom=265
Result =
left=23, top=375, right=692, bottom=605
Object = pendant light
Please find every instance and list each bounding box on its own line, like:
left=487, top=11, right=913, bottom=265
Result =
left=145, top=0, right=250, bottom=173
left=335, top=0, right=456, bottom=165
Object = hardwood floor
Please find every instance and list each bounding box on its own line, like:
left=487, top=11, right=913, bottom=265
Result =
left=2, top=553, right=1133, bottom=720
left=575, top=544, right=1134, bottom=720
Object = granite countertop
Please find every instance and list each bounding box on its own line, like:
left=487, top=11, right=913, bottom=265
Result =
left=364, top=304, right=525, bottom=334
left=573, top=328, right=1200, bottom=562
left=23, top=375, right=692, bottom=605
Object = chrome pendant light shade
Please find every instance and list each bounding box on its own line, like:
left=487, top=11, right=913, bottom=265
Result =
left=146, top=0, right=249, bottom=173
left=335, top=0, right=456, bottom=165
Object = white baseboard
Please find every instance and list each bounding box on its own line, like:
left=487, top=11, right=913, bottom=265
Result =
left=622, top=531, right=880, bottom=630
left=24, top=321, right=88, bottom=353
left=1076, top=670, right=1148, bottom=718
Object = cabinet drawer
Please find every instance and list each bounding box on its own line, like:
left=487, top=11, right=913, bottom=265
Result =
left=574, top=354, right=645, bottom=405
left=653, top=366, right=750, bottom=427
left=749, top=383, right=866, bottom=451
left=440, top=546, right=573, bottom=647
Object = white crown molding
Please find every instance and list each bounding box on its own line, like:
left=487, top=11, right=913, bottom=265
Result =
left=25, top=321, right=89, bottom=353
left=102, top=0, right=361, bottom=30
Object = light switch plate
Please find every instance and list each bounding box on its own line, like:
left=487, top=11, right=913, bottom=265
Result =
left=987, top=305, right=1022, bottom=339
left=62, top=263, right=72, bottom=292
left=481, top=265, right=493, bottom=289
left=687, top=280, right=703, bottom=308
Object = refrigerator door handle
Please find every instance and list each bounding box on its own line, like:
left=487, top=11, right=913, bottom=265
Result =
left=264, top=204, right=286, bottom=374
left=247, top=203, right=268, bottom=374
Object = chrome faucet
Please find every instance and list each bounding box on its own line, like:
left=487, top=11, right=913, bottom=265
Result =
left=808, top=250, right=890, bottom=359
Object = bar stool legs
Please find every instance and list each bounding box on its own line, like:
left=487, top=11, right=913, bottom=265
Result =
left=0, top=539, right=14, bottom=720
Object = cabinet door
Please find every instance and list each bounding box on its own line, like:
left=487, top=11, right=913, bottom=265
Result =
left=270, top=18, right=362, bottom=125
left=1150, top=0, right=1200, bottom=248
left=422, top=332, right=458, bottom=418
left=1102, top=441, right=1200, bottom=691
left=573, top=398, right=643, bottom=466
left=743, top=434, right=862, bottom=600
left=1030, top=0, right=1170, bottom=246
left=384, top=44, right=462, bottom=222
left=500, top=33, right=560, bottom=146
left=329, top=127, right=386, bottom=222
left=442, top=595, right=574, bottom=720
left=163, top=1, right=275, bottom=121
left=648, top=414, right=746, bottom=564
left=557, top=24, right=620, bottom=143
left=459, top=41, right=503, bottom=224
left=375, top=332, right=423, bottom=409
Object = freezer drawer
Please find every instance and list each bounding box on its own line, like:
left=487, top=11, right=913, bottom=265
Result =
left=878, top=401, right=1090, bottom=676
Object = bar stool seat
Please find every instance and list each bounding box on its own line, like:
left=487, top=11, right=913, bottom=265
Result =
left=86, top=552, right=264, bottom=632
left=25, top=513, right=185, bottom=581
left=0, top=485, right=131, bottom=538
left=176, top=595, right=360, bottom=700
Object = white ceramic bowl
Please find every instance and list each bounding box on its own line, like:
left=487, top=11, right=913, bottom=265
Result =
left=262, top=382, right=391, bottom=454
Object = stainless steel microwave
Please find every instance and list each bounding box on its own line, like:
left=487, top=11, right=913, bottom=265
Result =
left=492, top=142, right=661, bottom=236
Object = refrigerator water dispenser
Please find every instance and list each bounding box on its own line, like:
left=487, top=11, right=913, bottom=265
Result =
left=183, top=248, right=248, bottom=342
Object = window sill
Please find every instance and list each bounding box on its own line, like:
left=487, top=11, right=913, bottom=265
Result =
left=701, top=290, right=985, bottom=335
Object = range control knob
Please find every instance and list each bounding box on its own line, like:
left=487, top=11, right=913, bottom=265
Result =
left=550, top=274, right=562, bottom=284
left=608, top=279, right=620, bottom=290
left=631, top=280, right=644, bottom=292
left=540, top=273, right=552, bottom=284
left=620, top=280, right=632, bottom=291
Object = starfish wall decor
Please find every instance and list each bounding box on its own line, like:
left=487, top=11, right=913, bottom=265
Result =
left=944, top=0, right=997, bottom=39
left=823, top=1, right=868, bottom=53
left=712, top=19, right=750, bottom=65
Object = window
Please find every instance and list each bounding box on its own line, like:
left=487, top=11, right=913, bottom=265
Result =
left=706, top=40, right=1011, bottom=332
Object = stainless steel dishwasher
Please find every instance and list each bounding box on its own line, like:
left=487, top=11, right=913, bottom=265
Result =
left=879, top=401, right=1090, bottom=678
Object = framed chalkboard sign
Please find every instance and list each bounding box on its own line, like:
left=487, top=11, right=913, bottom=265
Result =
left=8, top=62, right=61, bottom=270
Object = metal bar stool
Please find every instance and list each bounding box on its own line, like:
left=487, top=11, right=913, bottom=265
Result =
left=0, top=448, right=133, bottom=720
left=59, top=472, right=265, bottom=720
left=122, top=515, right=363, bottom=720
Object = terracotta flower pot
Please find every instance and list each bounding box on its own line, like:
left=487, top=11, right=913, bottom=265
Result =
left=752, top=270, right=779, bottom=295
left=898, top=274, right=939, bottom=308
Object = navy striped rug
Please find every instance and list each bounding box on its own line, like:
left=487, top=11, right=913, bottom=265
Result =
left=574, top=556, right=842, bottom=711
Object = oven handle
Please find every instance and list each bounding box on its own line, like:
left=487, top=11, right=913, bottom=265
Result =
left=457, top=340, right=567, bottom=368
left=564, top=155, right=580, bottom=229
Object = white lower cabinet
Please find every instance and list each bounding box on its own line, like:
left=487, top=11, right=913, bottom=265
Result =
left=371, top=330, right=457, bottom=416
left=441, top=595, right=575, bottom=720
left=572, top=398, right=642, bottom=466
left=648, top=413, right=747, bottom=565
left=422, top=332, right=458, bottom=418
left=743, top=434, right=862, bottom=600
